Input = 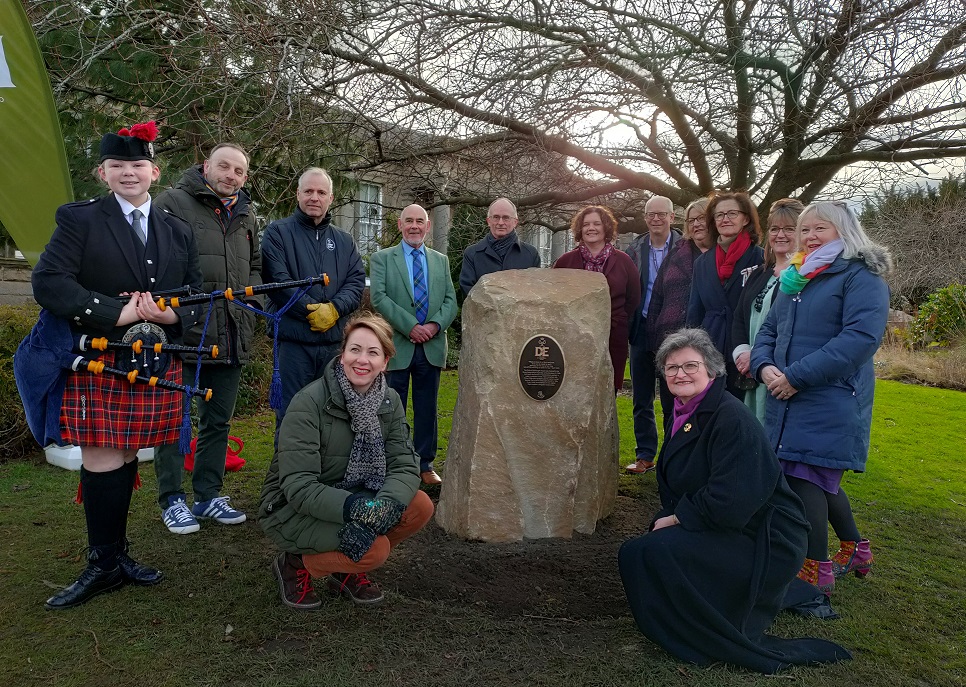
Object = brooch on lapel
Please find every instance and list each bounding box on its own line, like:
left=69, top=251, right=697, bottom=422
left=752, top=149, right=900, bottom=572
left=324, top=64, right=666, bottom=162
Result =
left=683, top=423, right=692, bottom=433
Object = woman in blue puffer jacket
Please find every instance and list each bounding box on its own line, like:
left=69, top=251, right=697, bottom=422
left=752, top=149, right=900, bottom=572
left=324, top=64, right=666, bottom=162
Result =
left=751, top=201, right=891, bottom=595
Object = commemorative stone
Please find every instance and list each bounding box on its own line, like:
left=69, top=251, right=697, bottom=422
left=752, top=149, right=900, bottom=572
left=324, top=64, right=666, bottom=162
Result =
left=436, top=268, right=619, bottom=542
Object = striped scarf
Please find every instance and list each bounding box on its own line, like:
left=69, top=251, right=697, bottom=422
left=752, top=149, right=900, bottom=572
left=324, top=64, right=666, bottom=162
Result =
left=779, top=240, right=843, bottom=295
left=333, top=362, right=388, bottom=492
left=204, top=181, right=239, bottom=218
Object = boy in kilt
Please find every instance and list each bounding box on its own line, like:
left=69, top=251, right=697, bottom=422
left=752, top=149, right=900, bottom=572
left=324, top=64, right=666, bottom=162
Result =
left=31, top=122, right=203, bottom=609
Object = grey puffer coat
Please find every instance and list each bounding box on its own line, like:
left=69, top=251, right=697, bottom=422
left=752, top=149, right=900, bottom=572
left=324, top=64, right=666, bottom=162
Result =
left=154, top=166, right=262, bottom=365
left=258, top=360, right=420, bottom=554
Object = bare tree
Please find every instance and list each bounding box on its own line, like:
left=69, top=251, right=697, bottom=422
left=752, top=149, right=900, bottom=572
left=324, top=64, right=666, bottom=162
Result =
left=310, top=0, right=966, bottom=218
left=26, top=0, right=966, bottom=228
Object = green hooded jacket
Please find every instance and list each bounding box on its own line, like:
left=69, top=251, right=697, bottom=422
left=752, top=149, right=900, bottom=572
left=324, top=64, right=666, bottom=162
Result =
left=258, top=360, right=421, bottom=554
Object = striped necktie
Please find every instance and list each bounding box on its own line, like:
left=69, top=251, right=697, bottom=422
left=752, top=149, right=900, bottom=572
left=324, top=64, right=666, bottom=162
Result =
left=131, top=209, right=147, bottom=245
left=412, top=248, right=428, bottom=324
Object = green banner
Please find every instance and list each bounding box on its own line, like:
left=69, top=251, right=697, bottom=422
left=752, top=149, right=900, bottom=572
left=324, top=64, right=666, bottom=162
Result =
left=0, top=2, right=73, bottom=266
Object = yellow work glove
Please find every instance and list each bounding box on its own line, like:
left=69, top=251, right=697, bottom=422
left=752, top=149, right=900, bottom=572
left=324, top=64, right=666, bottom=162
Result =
left=306, top=302, right=339, bottom=332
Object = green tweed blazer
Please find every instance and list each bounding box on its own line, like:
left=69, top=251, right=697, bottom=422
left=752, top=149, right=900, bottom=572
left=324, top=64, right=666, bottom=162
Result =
left=369, top=242, right=458, bottom=370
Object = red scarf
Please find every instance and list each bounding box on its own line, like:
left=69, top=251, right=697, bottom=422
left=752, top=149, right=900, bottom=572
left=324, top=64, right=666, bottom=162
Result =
left=715, top=230, right=752, bottom=283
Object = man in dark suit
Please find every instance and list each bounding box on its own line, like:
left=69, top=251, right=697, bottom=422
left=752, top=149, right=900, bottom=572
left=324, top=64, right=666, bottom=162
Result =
left=625, top=196, right=681, bottom=474
left=370, top=204, right=458, bottom=485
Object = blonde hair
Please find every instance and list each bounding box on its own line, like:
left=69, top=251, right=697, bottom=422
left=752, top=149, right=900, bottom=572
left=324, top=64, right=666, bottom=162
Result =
left=764, top=198, right=804, bottom=265
left=341, top=314, right=396, bottom=360
left=683, top=198, right=709, bottom=240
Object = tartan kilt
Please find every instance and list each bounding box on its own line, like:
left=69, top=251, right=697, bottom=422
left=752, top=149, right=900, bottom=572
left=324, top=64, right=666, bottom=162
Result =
left=60, top=352, right=185, bottom=449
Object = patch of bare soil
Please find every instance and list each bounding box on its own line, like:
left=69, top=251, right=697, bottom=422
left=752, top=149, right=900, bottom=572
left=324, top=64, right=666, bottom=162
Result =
left=381, top=493, right=659, bottom=620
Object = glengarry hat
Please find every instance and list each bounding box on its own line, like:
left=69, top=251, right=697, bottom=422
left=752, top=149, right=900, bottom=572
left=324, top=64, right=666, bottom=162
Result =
left=99, top=121, right=158, bottom=162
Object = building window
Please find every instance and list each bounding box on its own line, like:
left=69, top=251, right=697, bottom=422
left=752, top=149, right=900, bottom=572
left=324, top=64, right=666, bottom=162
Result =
left=352, top=182, right=383, bottom=256
left=521, top=226, right=552, bottom=266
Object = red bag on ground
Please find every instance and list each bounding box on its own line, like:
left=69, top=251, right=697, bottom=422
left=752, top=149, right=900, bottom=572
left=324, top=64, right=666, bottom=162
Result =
left=184, top=435, right=246, bottom=472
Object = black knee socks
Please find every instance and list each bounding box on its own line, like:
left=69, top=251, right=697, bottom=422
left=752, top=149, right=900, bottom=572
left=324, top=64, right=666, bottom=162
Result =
left=118, top=458, right=139, bottom=543
left=80, top=463, right=135, bottom=569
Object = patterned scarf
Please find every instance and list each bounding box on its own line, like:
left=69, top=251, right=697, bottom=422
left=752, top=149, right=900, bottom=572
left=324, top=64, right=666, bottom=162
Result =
left=486, top=230, right=518, bottom=260
left=333, top=362, right=388, bottom=492
left=779, top=239, right=844, bottom=295
left=204, top=181, right=239, bottom=219
left=578, top=241, right=614, bottom=272
left=714, top=230, right=752, bottom=283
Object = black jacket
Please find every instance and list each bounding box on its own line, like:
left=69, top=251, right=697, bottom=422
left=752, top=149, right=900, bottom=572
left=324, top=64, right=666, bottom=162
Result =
left=731, top=263, right=778, bottom=355
left=260, top=209, right=366, bottom=345
left=686, top=243, right=763, bottom=356
left=32, top=194, right=203, bottom=343
left=618, top=378, right=849, bottom=673
left=459, top=236, right=541, bottom=296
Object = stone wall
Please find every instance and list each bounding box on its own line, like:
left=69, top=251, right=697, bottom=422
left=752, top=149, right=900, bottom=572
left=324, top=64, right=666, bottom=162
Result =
left=0, top=259, right=34, bottom=306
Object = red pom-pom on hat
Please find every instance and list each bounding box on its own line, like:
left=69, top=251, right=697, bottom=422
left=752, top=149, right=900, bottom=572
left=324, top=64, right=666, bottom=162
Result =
left=117, top=127, right=131, bottom=136
left=129, top=121, right=159, bottom=142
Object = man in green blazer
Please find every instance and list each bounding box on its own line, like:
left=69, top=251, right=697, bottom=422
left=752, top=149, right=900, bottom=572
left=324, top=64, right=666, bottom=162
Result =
left=370, top=204, right=458, bottom=485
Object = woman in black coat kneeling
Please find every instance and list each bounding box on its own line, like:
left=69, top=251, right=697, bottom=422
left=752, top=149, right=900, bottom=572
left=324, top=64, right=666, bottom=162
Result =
left=618, top=328, right=850, bottom=673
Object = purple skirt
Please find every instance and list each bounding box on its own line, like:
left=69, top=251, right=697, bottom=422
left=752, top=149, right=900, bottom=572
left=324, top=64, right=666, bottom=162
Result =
left=780, top=460, right=844, bottom=495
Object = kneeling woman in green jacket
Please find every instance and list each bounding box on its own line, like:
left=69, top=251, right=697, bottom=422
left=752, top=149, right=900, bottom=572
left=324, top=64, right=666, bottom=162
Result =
left=259, top=314, right=433, bottom=608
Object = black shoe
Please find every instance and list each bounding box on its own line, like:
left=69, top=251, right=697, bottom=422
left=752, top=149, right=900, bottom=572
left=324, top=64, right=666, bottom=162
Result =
left=45, top=563, right=124, bottom=610
left=117, top=541, right=164, bottom=586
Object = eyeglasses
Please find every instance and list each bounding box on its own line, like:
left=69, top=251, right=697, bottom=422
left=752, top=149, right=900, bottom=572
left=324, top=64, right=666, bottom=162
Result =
left=663, top=360, right=704, bottom=376
left=645, top=212, right=669, bottom=220
left=768, top=226, right=796, bottom=235
left=685, top=215, right=706, bottom=226
left=713, top=210, right=745, bottom=222
left=488, top=214, right=516, bottom=222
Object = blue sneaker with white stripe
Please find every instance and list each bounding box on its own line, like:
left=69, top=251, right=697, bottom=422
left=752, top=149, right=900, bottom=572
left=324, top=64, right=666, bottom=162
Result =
left=162, top=496, right=200, bottom=535
left=191, top=496, right=247, bottom=525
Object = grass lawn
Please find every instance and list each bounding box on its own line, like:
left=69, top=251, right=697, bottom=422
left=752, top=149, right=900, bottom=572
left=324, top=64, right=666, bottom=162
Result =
left=0, top=378, right=963, bottom=686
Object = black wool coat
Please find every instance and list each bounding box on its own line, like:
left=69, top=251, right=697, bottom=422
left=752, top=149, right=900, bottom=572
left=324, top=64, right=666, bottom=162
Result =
left=618, top=378, right=850, bottom=673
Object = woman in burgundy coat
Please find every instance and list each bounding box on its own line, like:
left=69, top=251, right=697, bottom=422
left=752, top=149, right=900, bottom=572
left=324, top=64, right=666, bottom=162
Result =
left=553, top=205, right=641, bottom=392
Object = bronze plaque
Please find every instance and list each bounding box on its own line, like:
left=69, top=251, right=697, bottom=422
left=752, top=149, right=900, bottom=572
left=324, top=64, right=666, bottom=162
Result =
left=518, top=335, right=565, bottom=401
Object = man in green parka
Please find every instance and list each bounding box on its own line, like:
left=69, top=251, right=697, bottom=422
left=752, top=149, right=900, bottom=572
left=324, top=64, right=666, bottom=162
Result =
left=153, top=143, right=263, bottom=535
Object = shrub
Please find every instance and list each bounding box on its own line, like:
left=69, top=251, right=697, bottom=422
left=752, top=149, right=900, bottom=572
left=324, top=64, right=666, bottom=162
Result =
left=908, top=283, right=966, bottom=348
left=861, top=175, right=966, bottom=307
left=235, top=317, right=274, bottom=416
left=0, top=304, right=41, bottom=461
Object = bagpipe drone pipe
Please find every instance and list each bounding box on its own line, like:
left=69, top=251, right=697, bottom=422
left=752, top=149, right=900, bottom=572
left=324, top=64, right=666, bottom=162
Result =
left=14, top=274, right=329, bottom=452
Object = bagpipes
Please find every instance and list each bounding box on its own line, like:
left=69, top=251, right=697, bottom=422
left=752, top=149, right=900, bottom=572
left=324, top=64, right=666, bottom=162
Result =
left=74, top=324, right=216, bottom=401
left=114, top=274, right=330, bottom=311
left=104, top=272, right=329, bottom=407
left=15, top=274, right=330, bottom=452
